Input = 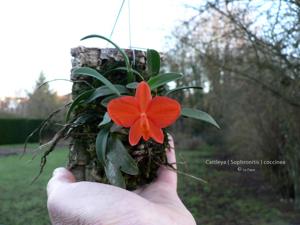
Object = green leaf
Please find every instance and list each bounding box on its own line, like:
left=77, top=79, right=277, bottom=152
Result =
left=81, top=34, right=134, bottom=82
left=86, top=85, right=128, bottom=103
left=147, top=73, right=183, bottom=90
left=72, top=112, right=99, bottom=127
left=104, top=67, right=144, bottom=80
left=166, top=86, right=203, bottom=95
left=96, top=123, right=112, bottom=165
left=181, top=108, right=220, bottom=129
left=101, top=95, right=119, bottom=107
left=126, top=82, right=139, bottom=89
left=98, top=112, right=111, bottom=127
left=104, top=160, right=125, bottom=188
left=66, top=89, right=95, bottom=122
left=107, top=136, right=139, bottom=175
left=73, top=67, right=120, bottom=96
left=147, top=49, right=160, bottom=76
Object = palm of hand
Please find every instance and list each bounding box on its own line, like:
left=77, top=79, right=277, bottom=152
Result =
left=47, top=139, right=196, bottom=225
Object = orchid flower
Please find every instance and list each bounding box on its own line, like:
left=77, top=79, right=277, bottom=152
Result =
left=108, top=81, right=181, bottom=145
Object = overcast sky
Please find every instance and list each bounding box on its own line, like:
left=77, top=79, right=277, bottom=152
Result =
left=0, top=0, right=197, bottom=98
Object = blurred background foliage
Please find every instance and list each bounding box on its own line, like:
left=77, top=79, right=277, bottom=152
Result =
left=166, top=0, right=300, bottom=210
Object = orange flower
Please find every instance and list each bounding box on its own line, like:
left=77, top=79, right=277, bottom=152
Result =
left=107, top=81, right=181, bottom=145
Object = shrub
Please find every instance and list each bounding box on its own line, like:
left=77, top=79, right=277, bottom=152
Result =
left=0, top=118, right=43, bottom=145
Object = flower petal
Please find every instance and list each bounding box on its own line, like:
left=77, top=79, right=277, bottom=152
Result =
left=135, top=81, right=152, bottom=112
left=129, top=117, right=164, bottom=145
left=107, top=96, right=140, bottom=127
left=129, top=119, right=143, bottom=145
left=147, top=96, right=181, bottom=128
left=148, top=119, right=164, bottom=143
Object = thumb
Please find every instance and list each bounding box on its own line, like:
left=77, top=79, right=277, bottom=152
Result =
left=155, top=134, right=177, bottom=190
left=47, top=167, right=75, bottom=196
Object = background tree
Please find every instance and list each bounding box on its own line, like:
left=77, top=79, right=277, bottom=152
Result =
left=19, top=72, right=70, bottom=141
left=23, top=72, right=62, bottom=119
left=167, top=0, right=300, bottom=209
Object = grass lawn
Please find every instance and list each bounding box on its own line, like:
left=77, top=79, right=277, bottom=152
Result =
left=177, top=149, right=296, bottom=225
left=0, top=148, right=68, bottom=225
left=0, top=143, right=39, bottom=149
left=0, top=145, right=298, bottom=225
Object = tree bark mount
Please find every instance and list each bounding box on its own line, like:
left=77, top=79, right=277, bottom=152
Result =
left=68, top=46, right=167, bottom=189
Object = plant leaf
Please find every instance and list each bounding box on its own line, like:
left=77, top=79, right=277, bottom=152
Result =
left=147, top=73, right=183, bottom=90
left=104, top=67, right=143, bottom=80
left=126, top=82, right=139, bottom=89
left=104, top=160, right=125, bottom=188
left=81, top=34, right=134, bottom=82
left=66, top=89, right=95, bottom=122
left=98, top=112, right=111, bottom=127
left=73, top=67, right=120, bottom=96
left=107, top=136, right=139, bottom=175
left=72, top=112, right=99, bottom=127
left=96, top=123, right=112, bottom=165
left=101, top=95, right=119, bottom=107
left=166, top=86, right=203, bottom=95
left=86, top=85, right=128, bottom=103
left=147, top=49, right=160, bottom=76
left=181, top=108, right=220, bottom=129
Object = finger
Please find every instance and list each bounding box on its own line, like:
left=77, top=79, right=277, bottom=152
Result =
left=47, top=167, right=75, bottom=196
left=156, top=134, right=177, bottom=190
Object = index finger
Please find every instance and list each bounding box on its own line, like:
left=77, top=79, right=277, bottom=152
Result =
left=155, top=134, right=177, bottom=190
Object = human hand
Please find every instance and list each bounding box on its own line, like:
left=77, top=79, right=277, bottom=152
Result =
left=47, top=136, right=196, bottom=225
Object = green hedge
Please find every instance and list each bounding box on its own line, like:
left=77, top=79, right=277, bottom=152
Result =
left=0, top=118, right=43, bottom=145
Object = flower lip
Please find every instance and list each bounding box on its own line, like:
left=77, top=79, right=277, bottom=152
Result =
left=107, top=81, right=181, bottom=145
left=140, top=113, right=149, bottom=131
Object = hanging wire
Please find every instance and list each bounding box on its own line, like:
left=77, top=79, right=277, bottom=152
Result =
left=109, top=0, right=136, bottom=66
left=109, top=0, right=126, bottom=39
left=127, top=0, right=136, bottom=66
left=128, top=0, right=132, bottom=49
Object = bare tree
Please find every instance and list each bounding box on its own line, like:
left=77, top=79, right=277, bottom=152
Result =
left=167, top=0, right=300, bottom=208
